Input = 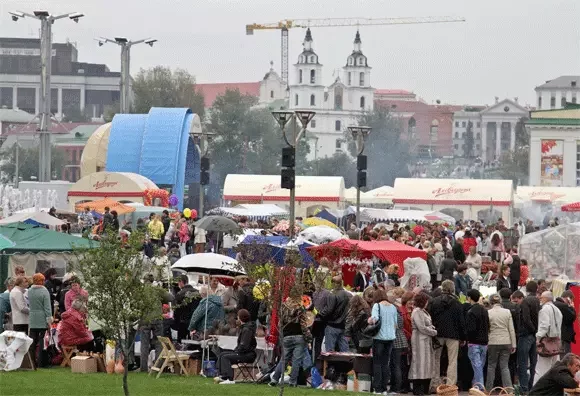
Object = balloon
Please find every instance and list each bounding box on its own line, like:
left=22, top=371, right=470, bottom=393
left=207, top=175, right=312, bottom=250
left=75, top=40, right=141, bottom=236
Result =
left=183, top=208, right=191, bottom=218
left=190, top=209, right=198, bottom=219
left=168, top=194, right=178, bottom=207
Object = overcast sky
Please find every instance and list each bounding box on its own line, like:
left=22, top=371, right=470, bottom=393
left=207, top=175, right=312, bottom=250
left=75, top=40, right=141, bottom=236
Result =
left=1, top=0, right=579, bottom=106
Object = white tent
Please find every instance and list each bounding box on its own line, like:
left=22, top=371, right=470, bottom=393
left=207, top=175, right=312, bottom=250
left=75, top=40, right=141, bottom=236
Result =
left=393, top=178, right=513, bottom=223
left=361, top=186, right=394, bottom=205
left=516, top=186, right=580, bottom=204
left=208, top=204, right=289, bottom=220
left=0, top=211, right=64, bottom=227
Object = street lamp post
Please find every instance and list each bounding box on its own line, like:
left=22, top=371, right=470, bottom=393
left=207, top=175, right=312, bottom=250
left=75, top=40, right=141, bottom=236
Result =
left=272, top=110, right=315, bottom=239
left=348, top=126, right=372, bottom=230
left=9, top=10, right=84, bottom=182
left=97, top=37, right=157, bottom=113
left=190, top=131, right=215, bottom=218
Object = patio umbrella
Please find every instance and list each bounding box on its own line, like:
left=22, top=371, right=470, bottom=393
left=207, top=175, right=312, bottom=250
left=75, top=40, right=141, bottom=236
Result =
left=0, top=234, right=15, bottom=250
left=299, top=225, right=344, bottom=244
left=302, top=217, right=339, bottom=229
left=194, top=216, right=240, bottom=232
left=170, top=253, right=244, bottom=277
left=562, top=202, right=580, bottom=212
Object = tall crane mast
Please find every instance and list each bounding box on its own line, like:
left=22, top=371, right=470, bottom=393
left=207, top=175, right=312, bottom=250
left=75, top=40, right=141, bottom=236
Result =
left=246, top=16, right=466, bottom=84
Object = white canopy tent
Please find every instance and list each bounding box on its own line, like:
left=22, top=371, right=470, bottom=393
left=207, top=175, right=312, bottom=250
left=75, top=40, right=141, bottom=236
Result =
left=0, top=211, right=65, bottom=227
left=393, top=178, right=513, bottom=223
left=361, top=186, right=395, bottom=205
left=516, top=186, right=580, bottom=205
left=223, top=174, right=345, bottom=217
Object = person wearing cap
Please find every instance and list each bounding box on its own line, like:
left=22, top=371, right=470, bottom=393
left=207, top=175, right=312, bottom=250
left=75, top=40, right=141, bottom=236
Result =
left=535, top=291, right=563, bottom=383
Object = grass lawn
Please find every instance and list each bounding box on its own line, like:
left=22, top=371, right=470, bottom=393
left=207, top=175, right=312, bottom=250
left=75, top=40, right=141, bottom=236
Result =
left=0, top=368, right=352, bottom=396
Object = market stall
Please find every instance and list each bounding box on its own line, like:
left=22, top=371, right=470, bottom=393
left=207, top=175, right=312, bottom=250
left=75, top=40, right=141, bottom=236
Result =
left=393, top=178, right=513, bottom=223
left=360, top=185, right=394, bottom=206
left=222, top=174, right=345, bottom=218
left=516, top=186, right=580, bottom=205
left=518, top=222, right=580, bottom=280
left=207, top=204, right=289, bottom=221
left=0, top=211, right=65, bottom=228
left=67, top=171, right=167, bottom=209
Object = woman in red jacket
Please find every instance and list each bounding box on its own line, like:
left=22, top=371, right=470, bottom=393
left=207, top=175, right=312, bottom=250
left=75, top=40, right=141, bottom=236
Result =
left=58, top=299, right=94, bottom=351
left=462, top=230, right=478, bottom=255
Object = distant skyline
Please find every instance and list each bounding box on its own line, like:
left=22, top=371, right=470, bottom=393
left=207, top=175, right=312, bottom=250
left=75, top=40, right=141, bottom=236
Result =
left=0, top=0, right=579, bottom=106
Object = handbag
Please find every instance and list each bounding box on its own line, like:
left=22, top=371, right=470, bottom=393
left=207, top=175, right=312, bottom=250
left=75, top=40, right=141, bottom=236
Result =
left=537, top=305, right=562, bottom=357
left=362, top=304, right=382, bottom=337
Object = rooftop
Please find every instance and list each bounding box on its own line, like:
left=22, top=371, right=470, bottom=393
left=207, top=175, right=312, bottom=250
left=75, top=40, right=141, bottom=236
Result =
left=535, top=75, right=580, bottom=90
left=196, top=82, right=261, bottom=108
left=0, top=108, right=36, bottom=123
left=527, top=103, right=580, bottom=125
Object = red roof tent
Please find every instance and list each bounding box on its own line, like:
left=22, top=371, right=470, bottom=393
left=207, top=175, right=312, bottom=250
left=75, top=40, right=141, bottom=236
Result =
left=196, top=82, right=261, bottom=108
left=562, top=202, right=580, bottom=212
left=307, top=239, right=426, bottom=285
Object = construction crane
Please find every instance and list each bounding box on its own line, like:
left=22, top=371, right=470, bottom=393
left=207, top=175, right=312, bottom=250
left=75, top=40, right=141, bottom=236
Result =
left=246, top=16, right=466, bottom=84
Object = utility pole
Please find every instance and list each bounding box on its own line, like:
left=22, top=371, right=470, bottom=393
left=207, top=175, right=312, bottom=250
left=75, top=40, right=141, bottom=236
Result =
left=9, top=10, right=85, bottom=182
left=97, top=37, right=157, bottom=113
left=15, top=139, right=20, bottom=188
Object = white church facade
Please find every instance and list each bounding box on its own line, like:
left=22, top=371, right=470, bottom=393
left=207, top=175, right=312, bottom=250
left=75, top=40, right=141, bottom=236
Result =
left=286, top=29, right=374, bottom=160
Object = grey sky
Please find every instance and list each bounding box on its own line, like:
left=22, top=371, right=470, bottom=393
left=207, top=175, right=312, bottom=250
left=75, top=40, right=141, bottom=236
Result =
left=1, top=0, right=579, bottom=106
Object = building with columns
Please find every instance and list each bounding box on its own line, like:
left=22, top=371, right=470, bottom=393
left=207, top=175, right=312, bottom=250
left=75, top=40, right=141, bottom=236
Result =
left=452, top=98, right=529, bottom=162
left=0, top=37, right=120, bottom=120
left=526, top=103, right=580, bottom=187
left=288, top=29, right=374, bottom=159
left=535, top=76, right=579, bottom=110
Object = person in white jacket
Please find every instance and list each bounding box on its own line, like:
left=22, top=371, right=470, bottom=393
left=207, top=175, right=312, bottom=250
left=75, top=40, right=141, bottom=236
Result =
left=535, top=291, right=563, bottom=384
left=9, top=276, right=30, bottom=333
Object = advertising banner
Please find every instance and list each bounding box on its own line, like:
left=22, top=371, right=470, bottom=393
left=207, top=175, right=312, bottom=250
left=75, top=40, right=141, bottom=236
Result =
left=540, top=139, right=564, bottom=186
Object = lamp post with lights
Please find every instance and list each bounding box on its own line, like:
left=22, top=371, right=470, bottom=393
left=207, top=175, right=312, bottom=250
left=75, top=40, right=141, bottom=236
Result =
left=348, top=125, right=372, bottom=230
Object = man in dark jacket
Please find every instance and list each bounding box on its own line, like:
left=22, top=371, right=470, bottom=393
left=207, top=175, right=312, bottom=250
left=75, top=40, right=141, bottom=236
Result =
left=215, top=309, right=257, bottom=384
left=555, top=290, right=577, bottom=356
left=439, top=250, right=457, bottom=281
left=508, top=247, right=521, bottom=293
left=429, top=280, right=466, bottom=385
left=529, top=353, right=580, bottom=396
left=465, top=289, right=489, bottom=390
left=452, top=237, right=466, bottom=263
left=173, top=275, right=200, bottom=341
left=161, top=210, right=171, bottom=243
left=319, top=276, right=351, bottom=352
left=512, top=281, right=541, bottom=393
left=236, top=277, right=260, bottom=322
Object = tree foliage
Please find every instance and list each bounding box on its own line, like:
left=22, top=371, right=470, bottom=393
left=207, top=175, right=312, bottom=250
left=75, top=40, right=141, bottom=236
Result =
left=515, top=116, right=530, bottom=148
left=0, top=144, right=67, bottom=183
left=498, top=147, right=529, bottom=186
left=62, top=106, right=91, bottom=123
left=72, top=232, right=165, bottom=396
left=355, top=105, right=411, bottom=187
left=464, top=121, right=474, bottom=158
left=132, top=66, right=205, bottom=118
left=308, top=152, right=356, bottom=187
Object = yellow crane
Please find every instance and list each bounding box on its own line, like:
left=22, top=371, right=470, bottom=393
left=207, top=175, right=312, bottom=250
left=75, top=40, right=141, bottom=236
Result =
left=246, top=16, right=466, bottom=84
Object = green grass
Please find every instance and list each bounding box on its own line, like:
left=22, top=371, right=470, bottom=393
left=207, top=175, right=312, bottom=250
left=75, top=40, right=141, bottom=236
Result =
left=0, top=367, right=351, bottom=396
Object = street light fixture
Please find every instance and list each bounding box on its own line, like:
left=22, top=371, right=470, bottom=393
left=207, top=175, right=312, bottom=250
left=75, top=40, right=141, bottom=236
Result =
left=272, top=110, right=315, bottom=239
left=9, top=9, right=84, bottom=183
left=348, top=125, right=372, bottom=231
left=190, top=130, right=216, bottom=218
left=96, top=36, right=157, bottom=114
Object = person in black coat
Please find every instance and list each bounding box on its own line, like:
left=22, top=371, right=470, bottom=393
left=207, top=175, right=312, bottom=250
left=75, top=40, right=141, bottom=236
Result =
left=554, top=290, right=577, bottom=356
left=215, top=309, right=257, bottom=384
left=452, top=237, right=466, bottom=263
left=353, top=263, right=369, bottom=292
left=439, top=250, right=458, bottom=281
left=509, top=248, right=521, bottom=293
left=496, top=265, right=512, bottom=292
left=465, top=289, right=489, bottom=391
left=173, top=275, right=200, bottom=340
left=529, top=354, right=580, bottom=396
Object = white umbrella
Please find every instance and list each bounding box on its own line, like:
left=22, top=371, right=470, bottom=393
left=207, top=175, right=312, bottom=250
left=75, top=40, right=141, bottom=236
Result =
left=170, top=253, right=244, bottom=276
left=299, top=225, right=344, bottom=244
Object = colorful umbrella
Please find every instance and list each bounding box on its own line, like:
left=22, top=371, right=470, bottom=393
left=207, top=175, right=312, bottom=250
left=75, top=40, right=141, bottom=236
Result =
left=561, top=202, right=580, bottom=212
left=272, top=219, right=301, bottom=234
left=301, top=217, right=339, bottom=229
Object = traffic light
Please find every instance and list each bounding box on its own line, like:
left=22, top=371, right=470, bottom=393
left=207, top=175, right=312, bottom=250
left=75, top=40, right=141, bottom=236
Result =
left=201, top=157, right=210, bottom=171
left=200, top=156, right=210, bottom=185
left=357, top=170, right=367, bottom=188
left=281, top=168, right=295, bottom=189
left=282, top=147, right=296, bottom=168
left=357, top=154, right=367, bottom=171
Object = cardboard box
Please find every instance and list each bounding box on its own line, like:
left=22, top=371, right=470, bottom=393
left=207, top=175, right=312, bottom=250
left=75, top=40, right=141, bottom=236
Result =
left=71, top=356, right=98, bottom=373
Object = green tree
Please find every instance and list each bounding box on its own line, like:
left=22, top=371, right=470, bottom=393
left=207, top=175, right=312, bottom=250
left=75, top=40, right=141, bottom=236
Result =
left=72, top=232, right=165, bottom=396
left=61, top=106, right=91, bottom=123
left=207, top=89, right=309, bottom=187
left=0, top=144, right=67, bottom=182
left=308, top=152, right=356, bottom=187
left=103, top=101, right=120, bottom=123
left=515, top=116, right=530, bottom=148
left=354, top=104, right=411, bottom=187
left=498, top=147, right=529, bottom=186
left=464, top=121, right=474, bottom=158
left=132, top=66, right=205, bottom=118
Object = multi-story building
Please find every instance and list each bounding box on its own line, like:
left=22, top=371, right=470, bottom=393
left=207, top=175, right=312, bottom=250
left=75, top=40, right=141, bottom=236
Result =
left=535, top=76, right=580, bottom=110
left=0, top=37, right=120, bottom=120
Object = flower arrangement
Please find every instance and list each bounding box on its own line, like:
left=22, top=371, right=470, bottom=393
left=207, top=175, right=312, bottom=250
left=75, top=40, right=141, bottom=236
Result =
left=143, top=189, right=169, bottom=207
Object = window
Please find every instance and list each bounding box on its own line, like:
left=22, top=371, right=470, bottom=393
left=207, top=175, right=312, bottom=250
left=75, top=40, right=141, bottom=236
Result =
left=550, top=96, right=556, bottom=109
left=334, top=87, right=343, bottom=110
left=455, top=132, right=459, bottom=138
left=455, top=121, right=459, bottom=127
left=310, top=70, right=315, bottom=84
left=561, top=96, right=567, bottom=107
left=348, top=72, right=352, bottom=86
left=573, top=95, right=577, bottom=104
left=335, top=139, right=342, bottom=149
left=408, top=118, right=416, bottom=138
left=311, top=120, right=316, bottom=128
left=310, top=94, right=315, bottom=106
left=348, top=57, right=354, bottom=65
left=359, top=72, right=364, bottom=87
left=360, top=96, right=365, bottom=109
left=335, top=120, right=341, bottom=131
left=309, top=56, right=314, bottom=63
left=454, top=144, right=458, bottom=150
left=476, top=144, right=480, bottom=150
left=462, top=132, right=466, bottom=139
left=358, top=57, right=364, bottom=65
left=538, top=96, right=542, bottom=109
left=462, top=121, right=466, bottom=127
left=430, top=120, right=439, bottom=142
left=294, top=94, right=298, bottom=106
left=270, top=90, right=274, bottom=99
left=299, top=70, right=303, bottom=84
left=476, top=133, right=480, bottom=139
left=477, top=122, right=481, bottom=128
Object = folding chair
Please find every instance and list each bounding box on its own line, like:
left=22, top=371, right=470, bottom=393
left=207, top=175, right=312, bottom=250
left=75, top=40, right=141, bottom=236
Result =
left=149, top=336, right=192, bottom=379
left=233, top=361, right=258, bottom=383
left=60, top=345, right=76, bottom=368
